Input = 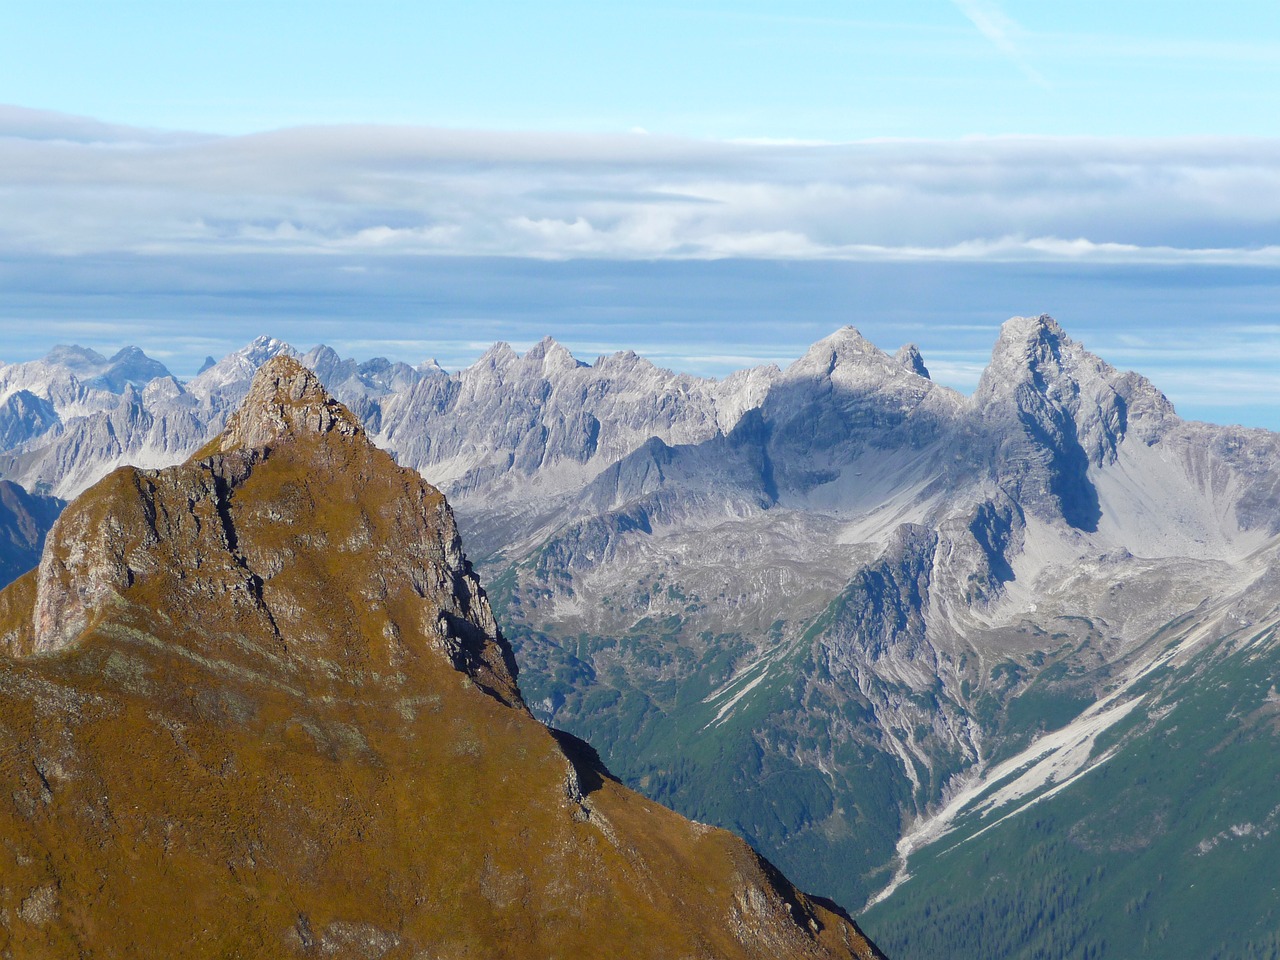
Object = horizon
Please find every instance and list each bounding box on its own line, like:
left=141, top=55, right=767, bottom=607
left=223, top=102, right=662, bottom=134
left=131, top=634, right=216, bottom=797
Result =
left=10, top=312, right=1278, bottom=434
left=3, top=3, right=1278, bottom=428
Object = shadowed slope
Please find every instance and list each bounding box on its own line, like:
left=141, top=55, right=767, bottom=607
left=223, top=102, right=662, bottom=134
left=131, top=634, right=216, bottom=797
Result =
left=0, top=481, right=63, bottom=589
left=0, top=357, right=884, bottom=960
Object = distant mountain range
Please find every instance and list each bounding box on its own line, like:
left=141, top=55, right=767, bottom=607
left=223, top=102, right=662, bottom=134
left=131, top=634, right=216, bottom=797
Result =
left=3, top=318, right=1279, bottom=958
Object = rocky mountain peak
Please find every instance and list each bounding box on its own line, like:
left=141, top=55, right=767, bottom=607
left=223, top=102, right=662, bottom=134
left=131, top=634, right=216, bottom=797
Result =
left=894, top=343, right=931, bottom=379
left=416, top=357, right=447, bottom=376
left=1001, top=312, right=1065, bottom=343
left=818, top=324, right=876, bottom=354
left=300, top=342, right=343, bottom=373
left=42, top=344, right=107, bottom=372
left=787, top=326, right=933, bottom=398
left=477, top=341, right=519, bottom=370
left=17, top=354, right=521, bottom=708
left=971, top=315, right=1154, bottom=529
left=218, top=355, right=364, bottom=452
left=30, top=343, right=172, bottom=394
left=88, top=345, right=170, bottom=392
left=791, top=326, right=877, bottom=375
left=187, top=336, right=299, bottom=403
left=975, top=314, right=1077, bottom=403
left=595, top=348, right=652, bottom=375
left=524, top=335, right=582, bottom=373
left=974, top=313, right=1171, bottom=428
left=141, top=374, right=188, bottom=405
left=243, top=333, right=294, bottom=359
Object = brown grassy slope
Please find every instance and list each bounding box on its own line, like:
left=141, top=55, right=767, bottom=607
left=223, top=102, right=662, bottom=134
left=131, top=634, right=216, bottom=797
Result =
left=0, top=357, right=886, bottom=960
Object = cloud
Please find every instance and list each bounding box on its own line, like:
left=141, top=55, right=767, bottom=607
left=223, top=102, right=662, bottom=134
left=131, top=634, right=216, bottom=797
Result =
left=0, top=104, right=210, bottom=146
left=1, top=107, right=1280, bottom=268
left=948, top=0, right=1048, bottom=86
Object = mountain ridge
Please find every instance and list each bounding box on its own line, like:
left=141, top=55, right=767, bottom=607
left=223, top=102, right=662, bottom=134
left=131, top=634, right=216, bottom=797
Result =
left=0, top=355, right=885, bottom=959
left=2, top=319, right=1279, bottom=957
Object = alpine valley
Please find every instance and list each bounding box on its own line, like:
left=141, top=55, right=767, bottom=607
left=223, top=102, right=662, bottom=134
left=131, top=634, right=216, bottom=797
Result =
left=3, top=316, right=1279, bottom=959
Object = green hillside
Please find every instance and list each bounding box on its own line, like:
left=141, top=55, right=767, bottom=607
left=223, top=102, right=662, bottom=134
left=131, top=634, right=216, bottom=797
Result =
left=863, top=627, right=1280, bottom=960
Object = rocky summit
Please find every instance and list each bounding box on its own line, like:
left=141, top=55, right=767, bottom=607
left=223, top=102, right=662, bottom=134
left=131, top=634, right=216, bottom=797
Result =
left=0, top=356, right=884, bottom=959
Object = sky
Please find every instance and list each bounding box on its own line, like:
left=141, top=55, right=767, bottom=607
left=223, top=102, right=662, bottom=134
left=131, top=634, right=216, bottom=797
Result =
left=2, top=1, right=1280, bottom=427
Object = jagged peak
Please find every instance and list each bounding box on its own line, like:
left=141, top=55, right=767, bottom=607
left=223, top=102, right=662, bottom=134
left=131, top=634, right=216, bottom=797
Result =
left=28, top=343, right=170, bottom=393
left=894, top=343, right=931, bottom=379
left=194, top=335, right=298, bottom=375
left=476, top=341, right=518, bottom=370
left=973, top=314, right=1178, bottom=468
left=416, top=357, right=447, bottom=376
left=93, top=346, right=172, bottom=391
left=995, top=314, right=1068, bottom=352
left=302, top=343, right=342, bottom=365
left=977, top=314, right=1076, bottom=395
left=819, top=325, right=873, bottom=349
left=239, top=334, right=296, bottom=362
left=201, top=336, right=296, bottom=373
left=218, top=355, right=363, bottom=452
left=811, top=326, right=887, bottom=363
left=299, top=343, right=348, bottom=384
left=788, top=326, right=901, bottom=382
left=107, top=345, right=149, bottom=363
left=525, top=335, right=562, bottom=357
left=142, top=374, right=187, bottom=404
left=188, top=336, right=299, bottom=398
left=524, top=336, right=584, bottom=371
left=595, top=348, right=649, bottom=371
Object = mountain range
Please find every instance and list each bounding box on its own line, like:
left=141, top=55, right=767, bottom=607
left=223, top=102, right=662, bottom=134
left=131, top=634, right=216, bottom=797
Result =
left=0, top=356, right=883, bottom=958
left=2, top=318, right=1279, bottom=958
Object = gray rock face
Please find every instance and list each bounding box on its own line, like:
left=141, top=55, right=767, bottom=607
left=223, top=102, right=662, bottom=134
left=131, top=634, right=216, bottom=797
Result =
left=375, top=336, right=775, bottom=508
left=0, top=344, right=198, bottom=498
left=0, top=391, right=58, bottom=452
left=0, top=385, right=209, bottom=498
left=972, top=316, right=1155, bottom=531
left=86, top=346, right=172, bottom=393
left=893, top=343, right=930, bottom=380
left=0, top=333, right=776, bottom=512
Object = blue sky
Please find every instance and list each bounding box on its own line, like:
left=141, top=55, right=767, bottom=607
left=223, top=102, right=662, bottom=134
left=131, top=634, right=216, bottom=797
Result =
left=7, top=1, right=1280, bottom=139
left=2, top=2, right=1279, bottom=427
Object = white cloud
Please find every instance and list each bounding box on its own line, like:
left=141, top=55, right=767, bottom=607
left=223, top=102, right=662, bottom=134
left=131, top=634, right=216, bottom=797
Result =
left=921, top=358, right=990, bottom=390
left=0, top=104, right=210, bottom=146
left=1, top=109, right=1280, bottom=267
left=948, top=0, right=1048, bottom=86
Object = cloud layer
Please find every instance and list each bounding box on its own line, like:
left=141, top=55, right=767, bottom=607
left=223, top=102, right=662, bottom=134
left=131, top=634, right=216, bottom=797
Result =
left=4, top=105, right=1280, bottom=265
